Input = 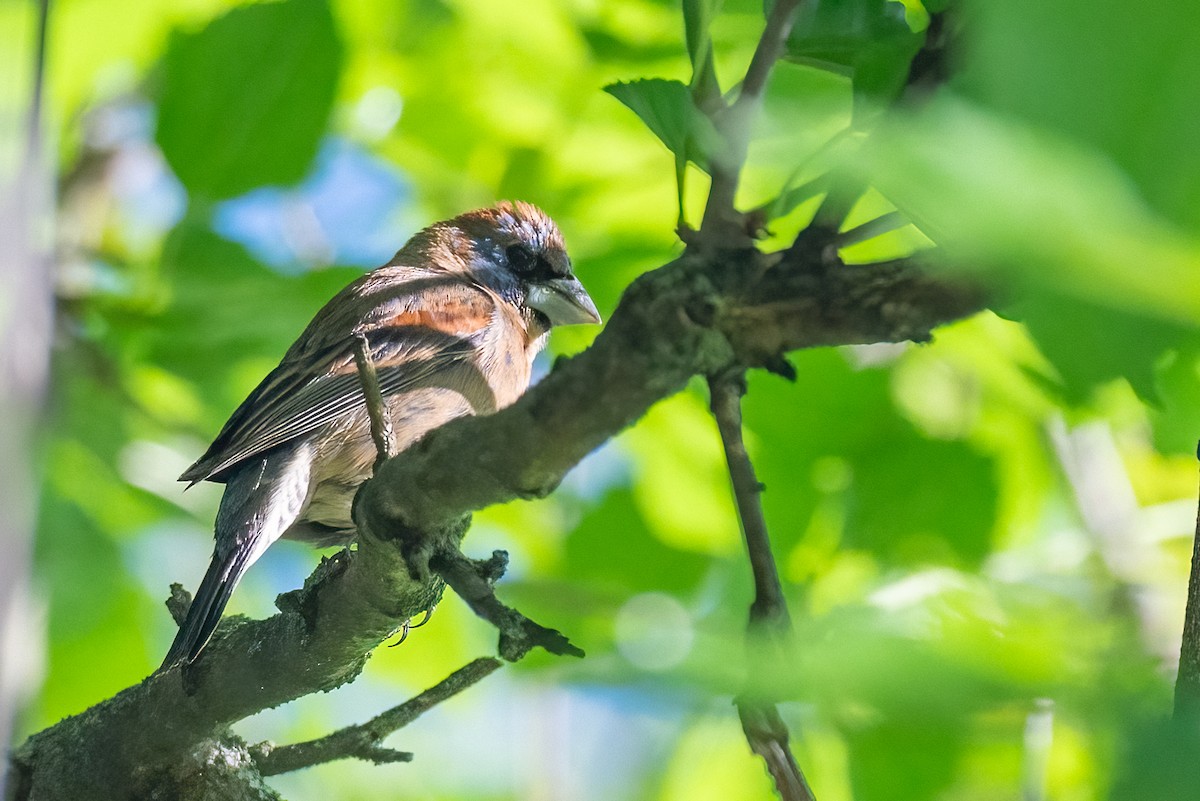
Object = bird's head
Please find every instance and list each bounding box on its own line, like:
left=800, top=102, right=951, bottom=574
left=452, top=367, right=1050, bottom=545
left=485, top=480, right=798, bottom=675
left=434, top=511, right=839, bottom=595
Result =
left=436, top=201, right=601, bottom=329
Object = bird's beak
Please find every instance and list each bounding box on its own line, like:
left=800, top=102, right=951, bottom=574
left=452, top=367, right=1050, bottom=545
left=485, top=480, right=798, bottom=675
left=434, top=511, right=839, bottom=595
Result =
left=527, top=277, right=602, bottom=326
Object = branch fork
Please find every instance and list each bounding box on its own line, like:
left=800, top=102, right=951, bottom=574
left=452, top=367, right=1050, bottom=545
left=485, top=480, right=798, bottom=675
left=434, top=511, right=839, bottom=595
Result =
left=351, top=330, right=583, bottom=664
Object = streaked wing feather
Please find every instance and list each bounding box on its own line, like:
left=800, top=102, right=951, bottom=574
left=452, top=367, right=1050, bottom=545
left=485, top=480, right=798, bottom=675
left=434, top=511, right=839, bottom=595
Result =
left=181, top=332, right=474, bottom=484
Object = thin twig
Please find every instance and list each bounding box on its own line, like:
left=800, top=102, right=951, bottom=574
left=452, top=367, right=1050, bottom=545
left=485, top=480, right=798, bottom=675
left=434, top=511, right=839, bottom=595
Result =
left=739, top=704, right=816, bottom=801
left=701, top=0, right=802, bottom=235
left=428, top=548, right=585, bottom=662
left=251, top=657, right=502, bottom=776
left=710, top=374, right=790, bottom=626
left=352, top=331, right=394, bottom=473
left=26, top=0, right=50, bottom=158
left=901, top=11, right=953, bottom=104
left=793, top=10, right=950, bottom=254
left=709, top=373, right=813, bottom=801
left=735, top=0, right=802, bottom=111
left=803, top=172, right=869, bottom=243
left=833, top=211, right=909, bottom=249
left=1173, top=446, right=1200, bottom=721
left=750, top=125, right=856, bottom=224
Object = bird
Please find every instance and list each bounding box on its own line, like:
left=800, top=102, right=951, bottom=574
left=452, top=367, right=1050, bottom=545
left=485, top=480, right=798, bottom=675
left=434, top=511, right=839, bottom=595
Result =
left=161, top=201, right=600, bottom=670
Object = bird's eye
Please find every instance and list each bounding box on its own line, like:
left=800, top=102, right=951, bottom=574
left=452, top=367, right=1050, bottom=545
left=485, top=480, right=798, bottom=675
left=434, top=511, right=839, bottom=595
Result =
left=506, top=244, right=537, bottom=275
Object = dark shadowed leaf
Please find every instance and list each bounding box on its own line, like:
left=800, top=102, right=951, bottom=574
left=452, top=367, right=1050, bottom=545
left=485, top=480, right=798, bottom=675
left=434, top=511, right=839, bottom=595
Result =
left=1150, top=349, right=1200, bottom=456
left=142, top=220, right=361, bottom=414
left=1015, top=294, right=1194, bottom=405
left=775, top=0, right=921, bottom=109
left=156, top=0, right=344, bottom=200
left=565, top=488, right=711, bottom=595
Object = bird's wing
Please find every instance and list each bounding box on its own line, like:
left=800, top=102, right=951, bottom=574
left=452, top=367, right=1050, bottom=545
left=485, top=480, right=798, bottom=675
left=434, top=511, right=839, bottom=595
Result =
left=181, top=280, right=501, bottom=484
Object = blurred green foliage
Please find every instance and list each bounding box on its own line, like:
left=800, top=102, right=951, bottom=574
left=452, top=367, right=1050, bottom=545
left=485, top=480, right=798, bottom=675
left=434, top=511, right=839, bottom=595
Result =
left=12, top=0, right=1200, bottom=798
left=157, top=0, right=344, bottom=199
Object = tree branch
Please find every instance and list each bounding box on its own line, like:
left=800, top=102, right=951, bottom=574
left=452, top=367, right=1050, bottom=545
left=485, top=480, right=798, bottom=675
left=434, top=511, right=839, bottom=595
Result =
left=709, top=373, right=813, bottom=801
left=427, top=549, right=584, bottom=662
left=709, top=374, right=790, bottom=629
left=347, top=331, right=581, bottom=662
left=701, top=0, right=802, bottom=237
left=252, top=657, right=501, bottom=776
left=361, top=251, right=980, bottom=533
left=11, top=244, right=984, bottom=800
left=1174, top=447, right=1200, bottom=721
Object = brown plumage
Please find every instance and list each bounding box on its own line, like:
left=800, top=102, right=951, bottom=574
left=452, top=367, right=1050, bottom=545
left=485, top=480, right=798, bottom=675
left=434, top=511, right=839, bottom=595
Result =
left=161, top=202, right=600, bottom=670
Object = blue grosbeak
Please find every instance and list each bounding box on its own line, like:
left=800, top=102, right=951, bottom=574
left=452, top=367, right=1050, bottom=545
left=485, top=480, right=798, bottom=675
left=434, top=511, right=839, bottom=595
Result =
left=162, top=202, right=599, bottom=668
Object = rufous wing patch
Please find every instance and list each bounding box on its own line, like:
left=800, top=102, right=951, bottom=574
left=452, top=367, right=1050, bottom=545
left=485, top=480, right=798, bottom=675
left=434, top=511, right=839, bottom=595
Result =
left=386, top=293, right=495, bottom=337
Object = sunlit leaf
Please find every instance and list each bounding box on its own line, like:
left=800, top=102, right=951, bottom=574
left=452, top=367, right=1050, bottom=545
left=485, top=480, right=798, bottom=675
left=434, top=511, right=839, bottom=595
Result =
left=604, top=78, right=728, bottom=174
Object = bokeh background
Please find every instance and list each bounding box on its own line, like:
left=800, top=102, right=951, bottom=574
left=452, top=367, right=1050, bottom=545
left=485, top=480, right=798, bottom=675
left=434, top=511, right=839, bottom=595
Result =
left=3, top=0, right=1200, bottom=799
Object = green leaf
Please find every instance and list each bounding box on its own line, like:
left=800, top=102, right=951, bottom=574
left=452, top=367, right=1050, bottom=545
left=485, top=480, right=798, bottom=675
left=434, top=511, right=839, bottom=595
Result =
left=1016, top=294, right=1192, bottom=405
left=155, top=0, right=344, bottom=200
left=846, top=718, right=965, bottom=801
left=744, top=351, right=999, bottom=567
left=864, top=98, right=1200, bottom=328
left=141, top=220, right=361, bottom=411
left=1151, top=348, right=1200, bottom=455
left=960, top=0, right=1200, bottom=232
left=604, top=78, right=727, bottom=174
left=847, top=435, right=997, bottom=567
left=564, top=488, right=710, bottom=595
left=1110, top=718, right=1200, bottom=801
left=682, top=0, right=722, bottom=100
left=778, top=0, right=922, bottom=110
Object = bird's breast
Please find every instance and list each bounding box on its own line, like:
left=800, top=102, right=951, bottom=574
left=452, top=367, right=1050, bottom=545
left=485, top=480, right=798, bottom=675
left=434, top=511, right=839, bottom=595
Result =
left=298, top=315, right=536, bottom=533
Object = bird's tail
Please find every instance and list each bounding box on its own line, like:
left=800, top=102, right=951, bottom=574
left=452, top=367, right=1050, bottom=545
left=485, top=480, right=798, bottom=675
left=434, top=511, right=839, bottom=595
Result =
left=160, top=546, right=255, bottom=671
left=158, top=443, right=313, bottom=673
